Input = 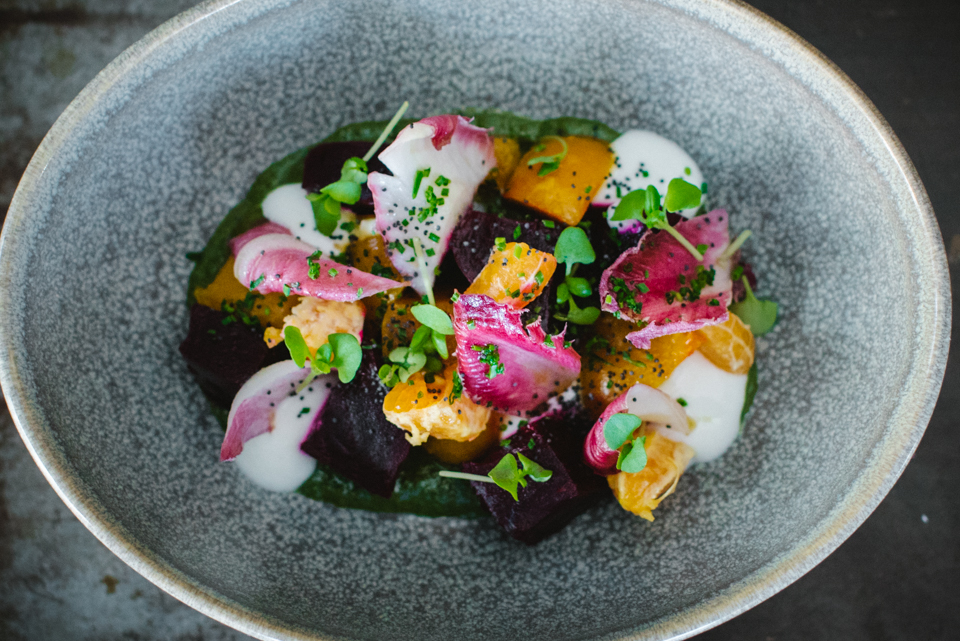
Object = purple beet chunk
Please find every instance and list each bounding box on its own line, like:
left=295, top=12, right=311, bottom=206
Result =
left=179, top=304, right=282, bottom=407
left=462, top=410, right=605, bottom=545
left=450, top=209, right=563, bottom=281
left=302, top=141, right=389, bottom=209
left=300, top=351, right=410, bottom=497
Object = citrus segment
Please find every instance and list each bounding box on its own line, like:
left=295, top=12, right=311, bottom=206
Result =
left=695, top=313, right=755, bottom=374
left=607, top=429, right=696, bottom=521
left=464, top=242, right=556, bottom=308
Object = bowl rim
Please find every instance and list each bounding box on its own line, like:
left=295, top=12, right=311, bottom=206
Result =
left=0, top=0, right=951, bottom=639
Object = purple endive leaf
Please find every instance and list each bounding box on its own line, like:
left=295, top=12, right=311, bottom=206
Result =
left=228, top=221, right=290, bottom=256
left=370, top=115, right=495, bottom=295
left=599, top=209, right=733, bottom=349
left=583, top=383, right=691, bottom=475
left=222, top=360, right=315, bottom=461
left=233, top=233, right=398, bottom=301
left=453, top=294, right=580, bottom=413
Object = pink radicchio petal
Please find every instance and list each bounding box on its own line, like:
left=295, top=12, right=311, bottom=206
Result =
left=229, top=222, right=290, bottom=256
left=370, top=115, right=495, bottom=295
left=453, top=294, right=580, bottom=413
left=583, top=383, right=691, bottom=475
left=222, top=360, right=315, bottom=461
left=599, top=209, right=733, bottom=349
left=233, top=233, right=398, bottom=301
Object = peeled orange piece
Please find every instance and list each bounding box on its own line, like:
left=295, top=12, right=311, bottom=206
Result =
left=504, top=136, right=614, bottom=226
left=581, top=315, right=701, bottom=417
left=489, top=137, right=522, bottom=191
left=383, top=360, right=492, bottom=446
left=607, top=429, right=696, bottom=521
left=695, top=313, right=755, bottom=375
left=465, top=242, right=557, bottom=308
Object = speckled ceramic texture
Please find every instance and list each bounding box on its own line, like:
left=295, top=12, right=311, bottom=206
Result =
left=0, top=0, right=949, bottom=639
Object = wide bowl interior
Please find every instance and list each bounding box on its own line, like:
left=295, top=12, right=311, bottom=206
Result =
left=0, top=0, right=948, bottom=640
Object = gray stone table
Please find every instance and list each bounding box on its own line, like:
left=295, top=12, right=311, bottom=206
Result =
left=1, top=0, right=958, bottom=639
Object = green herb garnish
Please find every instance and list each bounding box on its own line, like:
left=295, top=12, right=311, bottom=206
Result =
left=437, top=452, right=553, bottom=502
left=729, top=277, right=778, bottom=336
left=283, top=326, right=362, bottom=387
left=472, top=343, right=505, bottom=379
left=603, top=413, right=648, bottom=473
left=526, top=135, right=569, bottom=176
left=611, top=179, right=705, bottom=261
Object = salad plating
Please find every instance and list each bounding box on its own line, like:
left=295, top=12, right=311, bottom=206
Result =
left=181, top=105, right=776, bottom=543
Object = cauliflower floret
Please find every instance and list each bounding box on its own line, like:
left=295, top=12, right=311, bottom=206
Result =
left=264, top=297, right=364, bottom=350
left=382, top=362, right=492, bottom=446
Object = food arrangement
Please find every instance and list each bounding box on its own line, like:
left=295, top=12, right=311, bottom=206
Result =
left=180, top=105, right=776, bottom=543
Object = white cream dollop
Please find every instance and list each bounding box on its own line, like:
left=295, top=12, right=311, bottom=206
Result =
left=658, top=351, right=747, bottom=463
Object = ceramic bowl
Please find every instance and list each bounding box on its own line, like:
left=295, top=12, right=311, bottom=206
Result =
left=0, top=0, right=949, bottom=639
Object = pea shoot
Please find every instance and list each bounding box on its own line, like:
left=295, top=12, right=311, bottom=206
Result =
left=438, top=452, right=553, bottom=501
left=552, top=226, right=601, bottom=325
left=307, top=101, right=409, bottom=236
left=729, top=277, right=778, bottom=336
left=603, top=413, right=648, bottom=474
left=283, top=326, right=362, bottom=390
left=611, top=178, right=705, bottom=261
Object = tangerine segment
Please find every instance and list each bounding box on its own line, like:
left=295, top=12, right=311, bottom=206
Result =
left=607, top=429, right=696, bottom=521
left=383, top=361, right=492, bottom=446
left=464, top=242, right=557, bottom=308
left=489, top=137, right=522, bottom=192
left=263, top=297, right=365, bottom=351
left=423, top=414, right=500, bottom=464
left=194, top=256, right=298, bottom=328
left=696, top=313, right=755, bottom=375
left=581, top=315, right=701, bottom=418
left=503, top=136, right=614, bottom=226
left=381, top=295, right=456, bottom=358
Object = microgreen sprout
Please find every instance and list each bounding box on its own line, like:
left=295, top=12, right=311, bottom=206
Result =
left=377, top=302, right=456, bottom=387
left=611, top=179, right=705, bottom=261
left=718, top=230, right=753, bottom=261
left=603, top=413, right=649, bottom=474
left=552, top=226, right=600, bottom=325
left=307, top=101, right=409, bottom=236
left=283, top=326, right=362, bottom=390
left=526, top=135, right=569, bottom=176
left=438, top=451, right=553, bottom=501
left=729, top=277, right=778, bottom=336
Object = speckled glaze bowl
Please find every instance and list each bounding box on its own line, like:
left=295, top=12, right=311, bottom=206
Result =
left=0, top=0, right=950, bottom=639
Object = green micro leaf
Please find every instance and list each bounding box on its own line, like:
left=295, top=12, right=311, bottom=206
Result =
left=310, top=195, right=341, bottom=236
left=618, top=436, right=648, bottom=473
left=489, top=453, right=523, bottom=501
left=320, top=179, right=362, bottom=206
left=664, top=178, right=702, bottom=212
left=408, top=324, right=434, bottom=354
left=564, top=302, right=600, bottom=325
left=729, top=277, right=778, bottom=336
left=411, top=304, right=455, bottom=335
left=603, top=413, right=642, bottom=450
left=283, top=326, right=310, bottom=369
left=517, top=454, right=553, bottom=483
left=340, top=157, right=368, bottom=184
left=554, top=226, right=596, bottom=275
left=556, top=282, right=571, bottom=304
left=328, top=333, right=362, bottom=383
left=610, top=187, right=647, bottom=221
left=432, top=330, right=449, bottom=360
left=565, top=276, right=592, bottom=298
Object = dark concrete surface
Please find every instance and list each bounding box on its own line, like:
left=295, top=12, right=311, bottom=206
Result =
left=0, top=0, right=957, bottom=639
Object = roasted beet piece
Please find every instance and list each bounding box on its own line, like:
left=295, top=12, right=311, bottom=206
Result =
left=302, top=141, right=389, bottom=210
left=179, top=304, right=289, bottom=407
left=300, top=351, right=410, bottom=497
left=450, top=209, right=563, bottom=282
left=462, top=409, right=605, bottom=544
